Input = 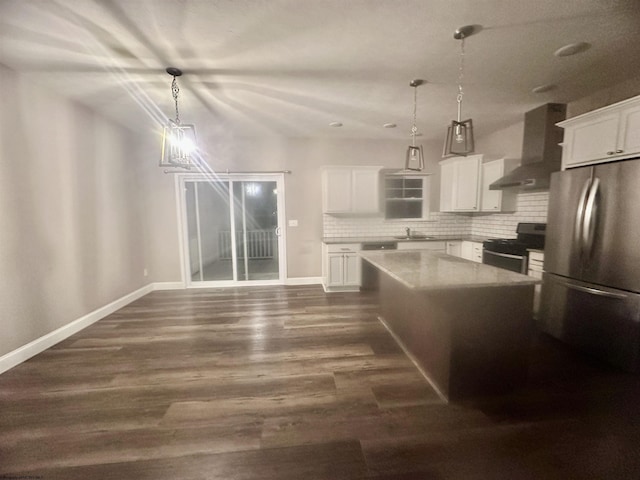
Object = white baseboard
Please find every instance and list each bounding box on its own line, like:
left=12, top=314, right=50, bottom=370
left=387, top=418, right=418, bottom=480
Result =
left=152, top=281, right=186, bottom=290
left=285, top=276, right=322, bottom=285
left=0, top=284, right=153, bottom=375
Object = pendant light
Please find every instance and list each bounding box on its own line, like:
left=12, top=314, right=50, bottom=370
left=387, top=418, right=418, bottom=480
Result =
left=405, top=79, right=425, bottom=171
left=443, top=25, right=478, bottom=158
left=160, top=67, right=197, bottom=170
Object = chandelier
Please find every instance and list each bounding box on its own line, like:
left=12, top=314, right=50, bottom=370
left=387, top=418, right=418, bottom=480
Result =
left=160, top=67, right=197, bottom=169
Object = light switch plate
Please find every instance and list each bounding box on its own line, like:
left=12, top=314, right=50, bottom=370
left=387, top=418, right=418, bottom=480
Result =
left=288, top=219, right=298, bottom=227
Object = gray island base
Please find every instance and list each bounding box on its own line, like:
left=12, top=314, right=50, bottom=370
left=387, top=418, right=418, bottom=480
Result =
left=360, top=250, right=538, bottom=402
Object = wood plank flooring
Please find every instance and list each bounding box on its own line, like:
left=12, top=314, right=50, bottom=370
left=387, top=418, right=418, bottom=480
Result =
left=1, top=285, right=640, bottom=479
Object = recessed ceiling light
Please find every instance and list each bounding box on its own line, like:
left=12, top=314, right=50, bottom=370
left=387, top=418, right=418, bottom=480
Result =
left=532, top=84, right=557, bottom=94
left=329, top=121, right=343, bottom=127
left=554, top=42, right=591, bottom=57
left=383, top=123, right=397, bottom=128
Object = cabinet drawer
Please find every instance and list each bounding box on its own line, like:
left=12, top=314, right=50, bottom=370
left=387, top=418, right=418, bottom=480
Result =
left=326, top=243, right=361, bottom=253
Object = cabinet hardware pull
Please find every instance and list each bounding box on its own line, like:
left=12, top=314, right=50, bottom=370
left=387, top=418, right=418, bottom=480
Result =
left=607, top=151, right=615, bottom=155
left=615, top=149, right=624, bottom=153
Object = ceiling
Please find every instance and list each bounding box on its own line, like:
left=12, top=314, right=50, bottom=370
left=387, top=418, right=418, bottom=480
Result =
left=1, top=0, right=640, bottom=144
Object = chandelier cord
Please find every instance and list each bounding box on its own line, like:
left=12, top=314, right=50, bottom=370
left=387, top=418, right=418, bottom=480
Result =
left=171, top=76, right=181, bottom=124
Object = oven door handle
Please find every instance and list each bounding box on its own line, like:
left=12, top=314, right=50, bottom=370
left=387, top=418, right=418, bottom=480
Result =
left=483, top=250, right=524, bottom=260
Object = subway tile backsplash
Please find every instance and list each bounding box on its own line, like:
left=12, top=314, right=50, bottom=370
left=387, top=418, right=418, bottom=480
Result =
left=471, top=191, right=549, bottom=238
left=323, top=191, right=549, bottom=239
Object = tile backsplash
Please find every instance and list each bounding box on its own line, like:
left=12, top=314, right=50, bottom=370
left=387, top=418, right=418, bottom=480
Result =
left=323, top=212, right=472, bottom=238
left=323, top=191, right=549, bottom=239
left=471, top=191, right=549, bottom=238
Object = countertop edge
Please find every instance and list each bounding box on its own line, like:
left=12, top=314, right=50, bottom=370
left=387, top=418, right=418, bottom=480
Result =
left=360, top=250, right=540, bottom=291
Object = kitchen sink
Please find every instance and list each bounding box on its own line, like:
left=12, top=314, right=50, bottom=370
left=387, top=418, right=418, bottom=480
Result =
left=393, top=235, right=435, bottom=240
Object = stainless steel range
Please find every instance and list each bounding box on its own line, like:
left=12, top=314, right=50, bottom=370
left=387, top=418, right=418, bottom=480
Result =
left=482, top=223, right=546, bottom=274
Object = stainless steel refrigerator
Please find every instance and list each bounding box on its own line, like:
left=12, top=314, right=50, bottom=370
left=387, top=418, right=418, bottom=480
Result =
left=539, top=158, right=640, bottom=372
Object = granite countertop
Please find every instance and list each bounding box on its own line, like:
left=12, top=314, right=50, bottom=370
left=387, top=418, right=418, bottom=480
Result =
left=360, top=250, right=539, bottom=291
left=323, top=235, right=492, bottom=244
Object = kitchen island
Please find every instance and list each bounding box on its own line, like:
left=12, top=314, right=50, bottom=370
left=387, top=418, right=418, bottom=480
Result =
left=360, top=250, right=539, bottom=401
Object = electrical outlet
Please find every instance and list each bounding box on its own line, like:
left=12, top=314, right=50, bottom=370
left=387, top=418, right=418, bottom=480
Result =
left=143, top=268, right=148, bottom=277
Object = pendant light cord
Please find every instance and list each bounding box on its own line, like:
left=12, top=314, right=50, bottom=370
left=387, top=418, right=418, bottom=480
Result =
left=411, top=85, right=418, bottom=147
left=456, top=36, right=465, bottom=122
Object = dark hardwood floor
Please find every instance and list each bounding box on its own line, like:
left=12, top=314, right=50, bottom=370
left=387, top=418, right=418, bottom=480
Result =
left=1, top=285, right=640, bottom=479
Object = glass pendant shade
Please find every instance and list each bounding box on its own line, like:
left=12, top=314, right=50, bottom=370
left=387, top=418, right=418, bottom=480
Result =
left=405, top=145, right=424, bottom=171
left=443, top=118, right=474, bottom=157
left=160, top=120, right=197, bottom=169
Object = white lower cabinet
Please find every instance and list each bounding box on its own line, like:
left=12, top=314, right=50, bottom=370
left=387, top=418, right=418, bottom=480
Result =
left=322, top=243, right=362, bottom=292
left=460, top=241, right=483, bottom=263
left=446, top=240, right=462, bottom=257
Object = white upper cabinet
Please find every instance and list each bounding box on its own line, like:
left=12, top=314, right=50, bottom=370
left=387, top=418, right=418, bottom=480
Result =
left=439, top=154, right=482, bottom=212
left=440, top=155, right=516, bottom=213
left=559, top=95, right=640, bottom=169
left=322, top=166, right=382, bottom=214
left=619, top=100, right=640, bottom=155
left=480, top=159, right=517, bottom=212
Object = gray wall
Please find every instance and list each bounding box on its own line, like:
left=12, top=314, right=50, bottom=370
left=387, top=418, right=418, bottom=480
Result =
left=143, top=136, right=444, bottom=281
left=0, top=64, right=148, bottom=358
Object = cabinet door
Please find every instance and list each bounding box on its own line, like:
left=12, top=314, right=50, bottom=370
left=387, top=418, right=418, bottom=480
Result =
left=352, top=168, right=380, bottom=213
left=618, top=102, right=640, bottom=157
left=471, top=242, right=483, bottom=263
left=460, top=241, right=473, bottom=260
left=564, top=113, right=619, bottom=167
left=453, top=156, right=481, bottom=211
left=481, top=160, right=503, bottom=211
left=323, top=169, right=352, bottom=213
left=326, top=253, right=345, bottom=286
left=343, top=253, right=361, bottom=286
left=439, top=161, right=455, bottom=212
left=446, top=241, right=462, bottom=257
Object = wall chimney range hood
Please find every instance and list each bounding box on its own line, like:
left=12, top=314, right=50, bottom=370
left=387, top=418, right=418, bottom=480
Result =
left=490, top=103, right=567, bottom=190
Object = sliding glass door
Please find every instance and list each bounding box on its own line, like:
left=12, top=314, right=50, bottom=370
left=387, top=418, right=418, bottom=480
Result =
left=181, top=175, right=285, bottom=286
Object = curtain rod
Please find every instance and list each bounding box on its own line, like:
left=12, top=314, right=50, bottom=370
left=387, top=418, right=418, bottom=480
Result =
left=164, top=169, right=292, bottom=175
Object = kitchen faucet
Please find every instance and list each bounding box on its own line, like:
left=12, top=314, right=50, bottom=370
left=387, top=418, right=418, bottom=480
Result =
left=405, top=227, right=411, bottom=238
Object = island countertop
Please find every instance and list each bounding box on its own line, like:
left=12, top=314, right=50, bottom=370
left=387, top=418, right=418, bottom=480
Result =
left=360, top=250, right=539, bottom=291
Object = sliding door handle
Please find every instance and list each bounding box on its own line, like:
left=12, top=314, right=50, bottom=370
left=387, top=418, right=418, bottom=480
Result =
left=275, top=226, right=282, bottom=236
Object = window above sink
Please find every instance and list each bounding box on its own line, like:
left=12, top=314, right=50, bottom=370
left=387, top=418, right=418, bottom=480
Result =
left=383, top=174, right=431, bottom=220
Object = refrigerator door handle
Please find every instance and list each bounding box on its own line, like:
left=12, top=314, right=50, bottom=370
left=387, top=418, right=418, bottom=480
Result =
left=575, top=178, right=591, bottom=257
left=560, top=281, right=628, bottom=300
left=583, top=177, right=600, bottom=257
